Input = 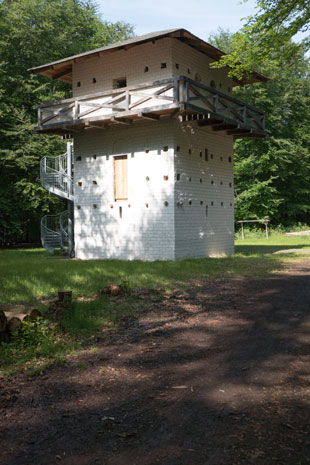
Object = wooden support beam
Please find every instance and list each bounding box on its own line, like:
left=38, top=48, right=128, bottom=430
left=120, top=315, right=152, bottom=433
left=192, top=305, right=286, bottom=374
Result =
left=84, top=121, right=107, bottom=129
left=110, top=116, right=132, bottom=125
left=198, top=118, right=222, bottom=127
left=138, top=111, right=160, bottom=121
left=52, top=68, right=72, bottom=80
left=212, top=124, right=237, bottom=131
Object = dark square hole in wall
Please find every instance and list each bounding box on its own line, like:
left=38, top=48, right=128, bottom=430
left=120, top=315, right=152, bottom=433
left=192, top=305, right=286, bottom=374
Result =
left=76, top=156, right=82, bottom=161
left=206, top=205, right=208, bottom=217
left=144, top=66, right=149, bottom=72
left=119, top=206, right=122, bottom=218
left=200, top=201, right=203, bottom=205
left=211, top=180, right=214, bottom=185
left=163, top=146, right=168, bottom=152
left=77, top=81, right=81, bottom=87
left=211, top=154, right=214, bottom=159
left=176, top=173, right=180, bottom=181
left=164, top=175, right=168, bottom=181
left=211, top=201, right=214, bottom=206
left=200, top=151, right=202, bottom=158
left=176, top=146, right=180, bottom=152
left=221, top=202, right=224, bottom=206
left=188, top=68, right=191, bottom=74
left=93, top=155, right=97, bottom=160
left=161, top=62, right=167, bottom=69
left=175, top=63, right=179, bottom=69
left=93, top=180, right=97, bottom=185
left=189, top=200, right=192, bottom=205
left=200, top=179, right=202, bottom=183
left=92, top=78, right=96, bottom=84
left=229, top=182, right=232, bottom=187
left=77, top=205, right=81, bottom=209
left=220, top=181, right=223, bottom=185
left=78, top=181, right=82, bottom=186
left=229, top=156, right=232, bottom=163
left=188, top=148, right=192, bottom=155
left=113, top=78, right=127, bottom=89
left=93, top=204, right=97, bottom=209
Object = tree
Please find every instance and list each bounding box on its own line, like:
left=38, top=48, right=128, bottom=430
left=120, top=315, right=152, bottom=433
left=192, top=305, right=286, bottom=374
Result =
left=209, top=30, right=310, bottom=226
left=212, top=0, right=310, bottom=78
left=0, top=0, right=133, bottom=243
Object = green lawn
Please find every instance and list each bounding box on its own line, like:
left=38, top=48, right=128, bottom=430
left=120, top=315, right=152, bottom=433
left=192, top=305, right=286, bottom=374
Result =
left=0, top=233, right=310, bottom=305
left=1, top=233, right=309, bottom=377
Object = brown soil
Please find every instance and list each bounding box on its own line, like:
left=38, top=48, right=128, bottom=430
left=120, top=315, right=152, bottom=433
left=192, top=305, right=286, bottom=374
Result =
left=1, top=260, right=310, bottom=465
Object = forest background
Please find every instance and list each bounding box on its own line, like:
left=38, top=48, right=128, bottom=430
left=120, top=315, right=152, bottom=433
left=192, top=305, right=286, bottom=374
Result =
left=0, top=0, right=309, bottom=244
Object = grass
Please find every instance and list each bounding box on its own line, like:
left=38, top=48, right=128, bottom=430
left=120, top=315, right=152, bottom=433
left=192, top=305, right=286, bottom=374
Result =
left=1, top=231, right=310, bottom=377
left=1, top=233, right=310, bottom=305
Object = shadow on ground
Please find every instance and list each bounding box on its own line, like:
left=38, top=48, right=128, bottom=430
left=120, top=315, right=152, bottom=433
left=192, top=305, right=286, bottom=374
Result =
left=1, top=260, right=310, bottom=465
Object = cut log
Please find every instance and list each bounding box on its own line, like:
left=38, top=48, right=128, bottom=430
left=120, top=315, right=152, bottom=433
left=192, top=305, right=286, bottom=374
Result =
left=58, top=290, right=72, bottom=304
left=7, top=317, right=22, bottom=334
left=30, top=309, right=42, bottom=320
left=0, top=310, right=7, bottom=332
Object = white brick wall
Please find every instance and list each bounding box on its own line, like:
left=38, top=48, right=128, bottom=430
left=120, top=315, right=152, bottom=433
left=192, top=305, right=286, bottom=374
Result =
left=74, top=120, right=175, bottom=260
left=72, top=38, right=175, bottom=97
left=173, top=121, right=234, bottom=259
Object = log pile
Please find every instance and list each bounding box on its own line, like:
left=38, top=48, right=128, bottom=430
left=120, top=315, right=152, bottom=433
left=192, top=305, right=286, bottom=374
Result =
left=0, top=309, right=42, bottom=343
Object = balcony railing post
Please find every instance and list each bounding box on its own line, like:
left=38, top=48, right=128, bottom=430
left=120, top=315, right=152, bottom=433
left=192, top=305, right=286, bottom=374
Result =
left=125, top=89, right=130, bottom=111
left=173, top=78, right=179, bottom=104
left=74, top=100, right=79, bottom=120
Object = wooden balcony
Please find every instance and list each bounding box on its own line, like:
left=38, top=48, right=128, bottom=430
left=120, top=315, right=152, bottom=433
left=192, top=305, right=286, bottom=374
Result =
left=35, top=76, right=266, bottom=139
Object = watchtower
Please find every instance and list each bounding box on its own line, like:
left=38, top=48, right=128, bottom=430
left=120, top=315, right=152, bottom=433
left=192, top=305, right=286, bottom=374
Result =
left=30, top=29, right=267, bottom=260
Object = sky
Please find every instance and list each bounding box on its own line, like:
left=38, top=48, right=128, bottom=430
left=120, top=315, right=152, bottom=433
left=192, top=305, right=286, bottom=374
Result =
left=97, top=0, right=258, bottom=41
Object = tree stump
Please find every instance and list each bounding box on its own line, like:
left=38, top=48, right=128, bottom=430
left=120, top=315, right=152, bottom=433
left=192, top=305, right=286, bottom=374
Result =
left=0, top=310, right=7, bottom=332
left=7, top=317, right=22, bottom=334
left=58, top=290, right=72, bottom=304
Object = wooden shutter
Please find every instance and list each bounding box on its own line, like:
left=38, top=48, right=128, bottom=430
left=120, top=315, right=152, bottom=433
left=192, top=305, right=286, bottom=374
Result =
left=114, top=155, right=128, bottom=200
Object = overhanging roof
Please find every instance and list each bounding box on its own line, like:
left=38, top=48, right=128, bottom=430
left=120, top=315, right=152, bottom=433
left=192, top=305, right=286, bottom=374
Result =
left=28, top=28, right=268, bottom=86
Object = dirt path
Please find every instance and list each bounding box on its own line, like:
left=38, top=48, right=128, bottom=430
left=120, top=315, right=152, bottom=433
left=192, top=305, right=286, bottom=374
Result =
left=1, top=260, right=310, bottom=465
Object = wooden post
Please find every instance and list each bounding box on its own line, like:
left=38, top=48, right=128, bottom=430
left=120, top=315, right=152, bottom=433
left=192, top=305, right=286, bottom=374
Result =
left=241, top=221, right=245, bottom=240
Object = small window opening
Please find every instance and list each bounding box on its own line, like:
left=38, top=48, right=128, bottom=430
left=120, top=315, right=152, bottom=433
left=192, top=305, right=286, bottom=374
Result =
left=76, top=156, right=82, bottom=161
left=78, top=181, right=82, bottom=186
left=175, top=63, right=179, bottom=69
left=163, top=145, right=168, bottom=152
left=93, top=204, right=97, bottom=209
left=119, top=206, right=122, bottom=218
left=211, top=180, right=214, bottom=185
left=200, top=151, right=202, bottom=158
left=200, top=201, right=203, bottom=205
left=189, top=200, right=192, bottom=205
left=229, top=182, right=232, bottom=188
left=113, top=78, right=127, bottom=89
left=93, top=180, right=97, bottom=185
left=211, top=201, right=214, bottom=206
left=228, top=156, right=232, bottom=163
left=144, top=66, right=149, bottom=72
left=161, top=62, right=167, bottom=69
left=188, top=148, right=192, bottom=154
left=77, top=81, right=81, bottom=87
left=211, top=153, right=214, bottom=159
left=176, top=173, right=180, bottom=181
left=92, top=77, right=96, bottom=84
left=176, top=146, right=180, bottom=152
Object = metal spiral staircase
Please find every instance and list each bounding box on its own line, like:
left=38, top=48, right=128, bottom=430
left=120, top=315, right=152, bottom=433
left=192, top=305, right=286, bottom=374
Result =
left=40, top=142, right=74, bottom=256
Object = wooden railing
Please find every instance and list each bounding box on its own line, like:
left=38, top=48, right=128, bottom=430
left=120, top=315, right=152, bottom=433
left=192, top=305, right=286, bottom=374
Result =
left=36, top=76, right=266, bottom=134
